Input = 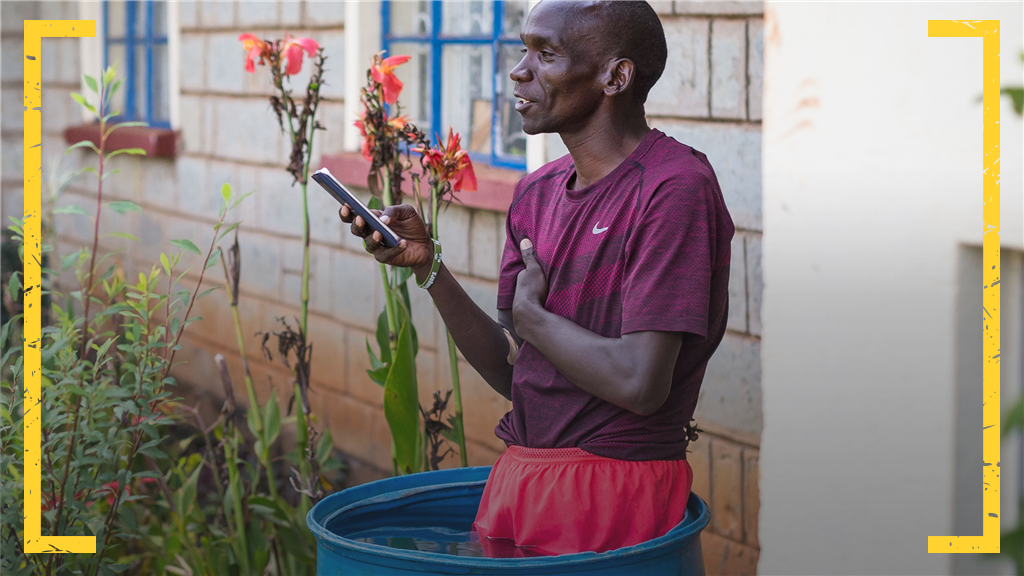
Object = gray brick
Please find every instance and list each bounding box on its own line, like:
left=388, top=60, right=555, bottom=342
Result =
left=650, top=1, right=674, bottom=15
left=469, top=210, right=500, bottom=280
left=41, top=88, right=77, bottom=133
left=311, top=101, right=346, bottom=160
left=438, top=204, right=470, bottom=275
left=39, top=1, right=64, bottom=20
left=134, top=211, right=167, bottom=265
left=648, top=18, right=709, bottom=118
left=316, top=32, right=346, bottom=99
left=305, top=0, right=345, bottom=26
left=710, top=19, right=747, bottom=119
left=103, top=154, right=145, bottom=201
left=52, top=192, right=94, bottom=244
left=675, top=1, right=762, bottom=15
left=747, top=18, right=763, bottom=121
left=2, top=2, right=39, bottom=33
left=408, top=275, right=440, bottom=350
left=208, top=159, right=238, bottom=214
left=745, top=233, right=761, bottom=336
left=141, top=158, right=178, bottom=211
left=213, top=97, right=284, bottom=164
left=179, top=1, right=199, bottom=28
left=2, top=88, right=22, bottom=130
left=202, top=99, right=216, bottom=155
left=237, top=0, right=279, bottom=27
left=207, top=33, right=247, bottom=93
left=179, top=95, right=206, bottom=154
left=280, top=0, right=303, bottom=26
left=282, top=241, right=330, bottom=313
left=237, top=230, right=282, bottom=299
left=650, top=119, right=760, bottom=231
left=180, top=34, right=207, bottom=92
left=199, top=0, right=235, bottom=28
left=1, top=39, right=23, bottom=85
left=696, top=332, right=761, bottom=438
left=2, top=135, right=23, bottom=181
left=257, top=166, right=305, bottom=237
left=331, top=249, right=379, bottom=330
left=42, top=38, right=58, bottom=84
left=56, top=37, right=80, bottom=85
left=176, top=155, right=210, bottom=215
left=727, top=233, right=746, bottom=332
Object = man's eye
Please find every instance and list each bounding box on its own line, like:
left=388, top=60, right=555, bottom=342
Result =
left=520, top=47, right=527, bottom=54
left=541, top=51, right=554, bottom=58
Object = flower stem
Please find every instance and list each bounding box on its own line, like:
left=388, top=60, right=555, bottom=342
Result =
left=432, top=184, right=468, bottom=467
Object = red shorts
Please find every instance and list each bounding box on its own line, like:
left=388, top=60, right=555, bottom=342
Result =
left=471, top=445, right=692, bottom=556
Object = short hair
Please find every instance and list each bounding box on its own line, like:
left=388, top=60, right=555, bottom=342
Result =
left=564, top=1, right=668, bottom=104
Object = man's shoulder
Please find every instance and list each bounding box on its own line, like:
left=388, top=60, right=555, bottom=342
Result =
left=516, top=153, right=574, bottom=192
left=642, top=131, right=718, bottom=188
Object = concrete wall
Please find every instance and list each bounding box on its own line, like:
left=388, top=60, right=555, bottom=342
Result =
left=759, top=2, right=1023, bottom=574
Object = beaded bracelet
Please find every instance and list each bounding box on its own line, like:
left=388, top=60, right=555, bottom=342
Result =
left=417, top=239, right=442, bottom=290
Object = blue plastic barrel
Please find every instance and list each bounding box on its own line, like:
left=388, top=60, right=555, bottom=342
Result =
left=307, top=466, right=709, bottom=575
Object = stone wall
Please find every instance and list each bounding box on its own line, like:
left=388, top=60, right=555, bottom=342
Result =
left=1, top=1, right=764, bottom=573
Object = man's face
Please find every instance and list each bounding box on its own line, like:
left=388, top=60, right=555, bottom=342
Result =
left=509, top=1, right=607, bottom=135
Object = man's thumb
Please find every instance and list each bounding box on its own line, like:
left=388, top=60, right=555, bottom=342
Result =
left=520, top=238, right=535, bottom=265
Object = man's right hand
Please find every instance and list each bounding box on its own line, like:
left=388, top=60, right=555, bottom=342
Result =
left=339, top=204, right=434, bottom=274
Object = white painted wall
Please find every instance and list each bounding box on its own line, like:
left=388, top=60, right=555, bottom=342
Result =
left=760, top=2, right=1023, bottom=574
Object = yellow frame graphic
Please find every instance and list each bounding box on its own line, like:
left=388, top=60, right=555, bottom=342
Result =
left=926, top=19, right=1001, bottom=554
left=22, top=19, right=97, bottom=555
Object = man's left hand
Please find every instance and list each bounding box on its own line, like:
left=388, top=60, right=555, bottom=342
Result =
left=512, top=238, right=548, bottom=339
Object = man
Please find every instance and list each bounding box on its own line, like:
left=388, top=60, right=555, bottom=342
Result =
left=340, top=0, right=734, bottom=556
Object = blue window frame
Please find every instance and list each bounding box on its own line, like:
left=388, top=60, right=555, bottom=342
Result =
left=382, top=0, right=529, bottom=170
left=103, top=0, right=170, bottom=128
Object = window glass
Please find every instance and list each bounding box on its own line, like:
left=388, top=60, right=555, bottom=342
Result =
left=390, top=42, right=432, bottom=129
left=152, top=44, right=169, bottom=122
left=107, top=2, right=125, bottom=38
left=391, top=0, right=431, bottom=36
left=497, top=43, right=526, bottom=157
left=441, top=0, right=492, bottom=36
left=502, top=1, right=529, bottom=37
left=442, top=44, right=493, bottom=155
left=152, top=1, right=167, bottom=36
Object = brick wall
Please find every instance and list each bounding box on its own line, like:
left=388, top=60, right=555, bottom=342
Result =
left=646, top=2, right=764, bottom=573
left=1, top=1, right=763, bottom=573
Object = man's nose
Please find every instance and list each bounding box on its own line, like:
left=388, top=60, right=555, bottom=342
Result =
left=509, top=54, right=531, bottom=84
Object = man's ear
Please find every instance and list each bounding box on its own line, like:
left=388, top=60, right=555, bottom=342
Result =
left=604, top=58, right=636, bottom=97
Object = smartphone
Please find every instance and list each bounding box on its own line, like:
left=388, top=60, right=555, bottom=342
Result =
left=312, top=168, right=402, bottom=248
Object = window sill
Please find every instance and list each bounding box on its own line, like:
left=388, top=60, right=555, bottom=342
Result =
left=319, top=152, right=521, bottom=213
left=63, top=123, right=180, bottom=159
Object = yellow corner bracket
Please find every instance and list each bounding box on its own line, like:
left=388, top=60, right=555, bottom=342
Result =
left=926, top=19, right=1001, bottom=554
left=23, top=19, right=97, bottom=555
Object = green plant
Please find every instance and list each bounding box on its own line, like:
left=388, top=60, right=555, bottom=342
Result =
left=0, top=65, right=231, bottom=575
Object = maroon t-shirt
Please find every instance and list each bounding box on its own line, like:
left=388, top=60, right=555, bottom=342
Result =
left=495, top=129, right=735, bottom=461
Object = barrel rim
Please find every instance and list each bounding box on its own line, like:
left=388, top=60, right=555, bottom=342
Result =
left=306, top=466, right=710, bottom=570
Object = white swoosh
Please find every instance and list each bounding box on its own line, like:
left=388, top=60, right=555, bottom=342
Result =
left=592, top=224, right=609, bottom=234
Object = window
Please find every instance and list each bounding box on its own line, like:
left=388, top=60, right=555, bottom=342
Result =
left=382, top=0, right=529, bottom=170
left=103, top=0, right=170, bottom=128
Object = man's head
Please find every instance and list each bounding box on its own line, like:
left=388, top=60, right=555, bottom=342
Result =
left=510, top=0, right=668, bottom=135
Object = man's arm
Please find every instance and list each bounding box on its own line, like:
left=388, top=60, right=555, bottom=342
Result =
left=512, top=238, right=682, bottom=415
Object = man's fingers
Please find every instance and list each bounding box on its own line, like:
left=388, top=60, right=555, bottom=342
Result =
left=373, top=243, right=407, bottom=264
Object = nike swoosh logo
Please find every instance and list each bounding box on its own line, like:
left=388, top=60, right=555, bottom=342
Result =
left=592, top=224, right=609, bottom=234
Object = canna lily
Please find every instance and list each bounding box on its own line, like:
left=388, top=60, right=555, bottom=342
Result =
left=238, top=33, right=267, bottom=73
left=371, top=53, right=412, bottom=105
left=415, top=128, right=478, bottom=193
left=282, top=35, right=320, bottom=76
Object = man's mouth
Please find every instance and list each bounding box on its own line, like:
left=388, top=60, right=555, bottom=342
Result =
left=514, top=96, right=535, bottom=112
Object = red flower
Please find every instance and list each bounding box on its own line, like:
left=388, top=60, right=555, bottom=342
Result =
left=371, top=54, right=412, bottom=105
left=238, top=33, right=267, bottom=73
left=415, top=129, right=477, bottom=193
left=283, top=35, right=320, bottom=76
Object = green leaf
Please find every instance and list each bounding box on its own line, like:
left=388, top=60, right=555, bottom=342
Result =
left=53, top=205, right=90, bottom=216
left=217, top=221, right=241, bottom=242
left=105, top=147, right=147, bottom=160
left=70, top=92, right=96, bottom=114
left=102, top=65, right=116, bottom=86
left=181, top=461, right=202, bottom=515
left=1003, top=396, right=1024, bottom=435
left=160, top=253, right=171, bottom=276
left=441, top=413, right=464, bottom=446
left=375, top=309, right=392, bottom=366
left=65, top=139, right=100, bottom=155
left=366, top=338, right=384, bottom=371
left=104, top=232, right=139, bottom=241
left=264, top=392, right=281, bottom=447
left=368, top=195, right=383, bottom=210
left=1001, top=87, right=1024, bottom=117
left=7, top=271, right=21, bottom=303
left=221, top=183, right=232, bottom=204
left=104, top=121, right=148, bottom=140
left=108, top=78, right=122, bottom=102
left=205, top=249, right=222, bottom=269
left=106, top=200, right=142, bottom=214
left=84, top=74, right=99, bottom=94
left=316, top=428, right=334, bottom=465
left=169, top=239, right=202, bottom=255
left=229, top=190, right=255, bottom=211
left=383, top=315, right=420, bottom=475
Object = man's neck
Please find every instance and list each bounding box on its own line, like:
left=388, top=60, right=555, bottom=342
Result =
left=560, top=110, right=651, bottom=190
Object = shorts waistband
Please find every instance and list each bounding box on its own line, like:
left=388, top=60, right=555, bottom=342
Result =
left=504, top=445, right=612, bottom=464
